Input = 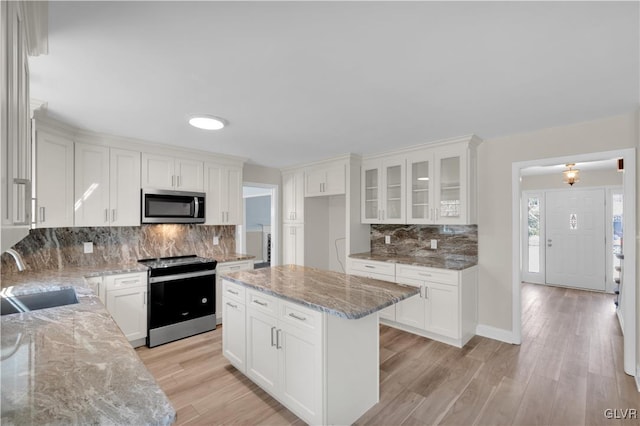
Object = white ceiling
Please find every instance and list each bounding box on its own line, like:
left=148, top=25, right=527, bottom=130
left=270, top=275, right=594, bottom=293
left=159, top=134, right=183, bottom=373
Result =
left=29, top=1, right=639, bottom=169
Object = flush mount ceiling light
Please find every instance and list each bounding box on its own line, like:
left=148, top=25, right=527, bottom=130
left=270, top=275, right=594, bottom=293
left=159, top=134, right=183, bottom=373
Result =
left=188, top=115, right=226, bottom=130
left=417, top=177, right=430, bottom=181
left=563, top=163, right=580, bottom=186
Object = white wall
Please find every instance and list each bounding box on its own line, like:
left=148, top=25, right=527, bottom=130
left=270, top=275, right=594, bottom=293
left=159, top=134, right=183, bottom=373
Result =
left=521, top=169, right=623, bottom=190
left=477, top=111, right=638, bottom=333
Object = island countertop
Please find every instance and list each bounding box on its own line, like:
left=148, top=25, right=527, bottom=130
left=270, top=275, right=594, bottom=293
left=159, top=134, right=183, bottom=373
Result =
left=222, top=264, right=420, bottom=319
left=0, top=265, right=175, bottom=425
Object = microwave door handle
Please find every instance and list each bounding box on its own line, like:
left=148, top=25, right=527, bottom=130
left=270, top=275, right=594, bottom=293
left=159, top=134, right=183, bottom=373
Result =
left=194, top=196, right=200, bottom=218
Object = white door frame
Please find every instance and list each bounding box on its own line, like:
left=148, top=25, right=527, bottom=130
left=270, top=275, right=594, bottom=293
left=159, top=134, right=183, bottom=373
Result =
left=511, top=148, right=636, bottom=377
left=241, top=182, right=279, bottom=267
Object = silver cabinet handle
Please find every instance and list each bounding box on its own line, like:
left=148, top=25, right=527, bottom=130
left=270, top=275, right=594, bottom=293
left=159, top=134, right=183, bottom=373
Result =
left=271, top=326, right=276, bottom=347
left=253, top=299, right=268, bottom=307
left=276, top=329, right=282, bottom=349
left=111, top=209, right=116, bottom=222
left=226, top=302, right=238, bottom=309
left=177, top=175, right=181, bottom=187
left=227, top=288, right=239, bottom=295
left=425, top=287, right=429, bottom=299
left=364, top=265, right=375, bottom=269
left=418, top=272, right=432, bottom=277
left=419, top=286, right=424, bottom=298
left=171, top=175, right=175, bottom=187
left=104, top=209, right=109, bottom=223
left=39, top=206, right=45, bottom=223
left=222, top=212, right=225, bottom=222
left=289, top=312, right=307, bottom=321
left=143, top=291, right=147, bottom=305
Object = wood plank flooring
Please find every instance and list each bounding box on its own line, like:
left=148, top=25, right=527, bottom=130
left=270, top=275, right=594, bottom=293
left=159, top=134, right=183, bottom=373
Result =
left=136, top=283, right=640, bottom=425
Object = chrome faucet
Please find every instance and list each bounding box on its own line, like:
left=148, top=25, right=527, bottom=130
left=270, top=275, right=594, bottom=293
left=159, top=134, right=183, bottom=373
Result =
left=4, top=249, right=26, bottom=272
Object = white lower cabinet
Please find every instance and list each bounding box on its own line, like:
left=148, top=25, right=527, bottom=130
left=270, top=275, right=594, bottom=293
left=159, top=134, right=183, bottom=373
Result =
left=349, top=258, right=396, bottom=321
left=392, top=264, right=476, bottom=347
left=222, top=280, right=246, bottom=373
left=103, top=272, right=148, bottom=347
left=216, top=260, right=254, bottom=325
left=223, top=279, right=377, bottom=425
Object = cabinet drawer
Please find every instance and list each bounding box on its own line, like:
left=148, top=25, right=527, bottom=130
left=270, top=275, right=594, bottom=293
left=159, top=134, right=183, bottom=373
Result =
left=350, top=259, right=395, bottom=277
left=396, top=264, right=458, bottom=286
left=280, top=300, right=321, bottom=334
left=223, top=280, right=246, bottom=303
left=104, top=272, right=147, bottom=291
left=218, top=260, right=253, bottom=275
left=352, top=270, right=396, bottom=284
left=247, top=289, right=278, bottom=316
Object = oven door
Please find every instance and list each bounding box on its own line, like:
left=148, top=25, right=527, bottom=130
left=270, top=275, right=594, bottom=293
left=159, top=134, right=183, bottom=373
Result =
left=149, top=271, right=215, bottom=329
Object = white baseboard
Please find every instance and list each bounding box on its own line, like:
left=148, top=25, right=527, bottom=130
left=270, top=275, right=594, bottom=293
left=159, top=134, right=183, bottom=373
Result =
left=475, top=324, right=515, bottom=344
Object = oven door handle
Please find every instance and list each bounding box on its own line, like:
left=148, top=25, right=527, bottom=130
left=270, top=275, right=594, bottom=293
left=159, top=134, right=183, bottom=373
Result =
left=149, top=270, right=215, bottom=283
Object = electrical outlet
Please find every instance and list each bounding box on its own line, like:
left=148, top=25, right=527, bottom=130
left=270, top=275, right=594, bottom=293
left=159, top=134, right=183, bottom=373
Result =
left=213, top=236, right=220, bottom=245
left=430, top=239, right=437, bottom=250
left=83, top=242, right=93, bottom=254
left=385, top=235, right=391, bottom=244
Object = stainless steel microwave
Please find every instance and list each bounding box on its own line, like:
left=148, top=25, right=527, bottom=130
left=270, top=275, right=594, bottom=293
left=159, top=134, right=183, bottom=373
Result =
left=141, top=189, right=206, bottom=224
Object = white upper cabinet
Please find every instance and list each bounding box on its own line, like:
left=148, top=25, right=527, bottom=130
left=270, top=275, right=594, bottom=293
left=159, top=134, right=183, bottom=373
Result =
left=1, top=1, right=33, bottom=250
left=74, top=143, right=110, bottom=227
left=283, top=223, right=304, bottom=265
left=75, top=143, right=141, bottom=227
left=363, top=136, right=479, bottom=225
left=141, top=153, right=203, bottom=192
left=282, top=170, right=304, bottom=223
left=361, top=155, right=405, bottom=224
left=304, top=163, right=345, bottom=197
left=205, top=163, right=242, bottom=225
left=109, top=148, right=141, bottom=226
left=35, top=131, right=74, bottom=228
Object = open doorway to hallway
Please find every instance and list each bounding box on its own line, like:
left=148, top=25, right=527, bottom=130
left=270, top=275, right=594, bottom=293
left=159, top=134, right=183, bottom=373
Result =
left=512, top=148, right=636, bottom=378
left=241, top=184, right=278, bottom=269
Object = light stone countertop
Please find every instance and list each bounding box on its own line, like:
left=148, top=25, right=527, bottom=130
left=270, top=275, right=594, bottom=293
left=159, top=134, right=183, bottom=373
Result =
left=223, top=265, right=420, bottom=319
left=349, top=252, right=478, bottom=270
left=0, top=263, right=175, bottom=425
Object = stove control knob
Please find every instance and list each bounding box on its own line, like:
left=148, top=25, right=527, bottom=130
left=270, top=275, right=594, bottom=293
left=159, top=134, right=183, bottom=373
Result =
left=201, top=298, right=208, bottom=304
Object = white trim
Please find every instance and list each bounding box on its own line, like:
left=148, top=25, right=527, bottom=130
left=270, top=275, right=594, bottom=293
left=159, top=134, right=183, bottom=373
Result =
left=475, top=324, right=516, bottom=344
left=511, top=148, right=636, bottom=377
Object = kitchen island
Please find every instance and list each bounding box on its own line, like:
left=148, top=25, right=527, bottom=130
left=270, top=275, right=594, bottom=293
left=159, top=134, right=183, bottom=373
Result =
left=222, top=264, right=420, bottom=425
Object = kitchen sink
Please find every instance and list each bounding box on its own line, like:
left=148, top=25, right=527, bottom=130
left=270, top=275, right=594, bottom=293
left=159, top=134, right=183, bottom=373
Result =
left=0, top=288, right=79, bottom=316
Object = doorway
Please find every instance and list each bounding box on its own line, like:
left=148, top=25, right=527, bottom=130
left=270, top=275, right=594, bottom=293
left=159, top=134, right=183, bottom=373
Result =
left=512, top=148, right=636, bottom=377
left=241, top=184, right=278, bottom=269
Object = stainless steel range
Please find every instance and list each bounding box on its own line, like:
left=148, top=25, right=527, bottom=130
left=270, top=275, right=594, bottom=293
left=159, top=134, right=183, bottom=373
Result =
left=139, top=255, right=217, bottom=347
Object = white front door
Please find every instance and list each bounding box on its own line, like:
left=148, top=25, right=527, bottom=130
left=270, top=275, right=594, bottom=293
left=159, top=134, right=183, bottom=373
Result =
left=545, top=189, right=605, bottom=291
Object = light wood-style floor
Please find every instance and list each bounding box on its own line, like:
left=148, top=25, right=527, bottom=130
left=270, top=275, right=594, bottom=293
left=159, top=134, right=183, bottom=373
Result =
left=136, top=283, right=640, bottom=425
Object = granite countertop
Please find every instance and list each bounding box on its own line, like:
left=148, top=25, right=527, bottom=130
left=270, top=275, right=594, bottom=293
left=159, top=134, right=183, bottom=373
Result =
left=212, top=253, right=255, bottom=263
left=349, top=252, right=477, bottom=270
left=0, top=263, right=175, bottom=425
left=223, top=265, right=420, bottom=319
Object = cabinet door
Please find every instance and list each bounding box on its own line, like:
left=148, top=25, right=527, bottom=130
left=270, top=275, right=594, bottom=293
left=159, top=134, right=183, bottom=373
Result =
left=425, top=282, right=459, bottom=339
left=176, top=158, right=203, bottom=191
left=361, top=161, right=380, bottom=223
left=283, top=224, right=303, bottom=266
left=35, top=132, right=74, bottom=228
left=110, top=148, right=141, bottom=226
left=406, top=151, right=435, bottom=224
left=222, top=298, right=246, bottom=372
left=382, top=157, right=405, bottom=223
left=395, top=277, right=426, bottom=330
left=141, top=153, right=174, bottom=190
left=106, top=286, right=147, bottom=342
left=283, top=171, right=304, bottom=223
left=205, top=164, right=223, bottom=224
left=224, top=166, right=242, bottom=224
left=74, top=143, right=110, bottom=226
left=304, top=168, right=325, bottom=197
left=279, top=321, right=322, bottom=424
left=434, top=145, right=467, bottom=224
left=246, top=308, right=279, bottom=394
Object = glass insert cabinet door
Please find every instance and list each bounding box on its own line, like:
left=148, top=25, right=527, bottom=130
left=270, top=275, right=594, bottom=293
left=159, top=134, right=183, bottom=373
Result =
left=363, top=167, right=379, bottom=221
left=407, top=155, right=433, bottom=223
left=437, top=155, right=461, bottom=221
left=385, top=163, right=403, bottom=221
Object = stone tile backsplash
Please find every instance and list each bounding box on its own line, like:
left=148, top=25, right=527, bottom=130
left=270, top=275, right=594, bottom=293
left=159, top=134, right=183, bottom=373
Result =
left=371, top=224, right=477, bottom=262
left=1, top=225, right=237, bottom=273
